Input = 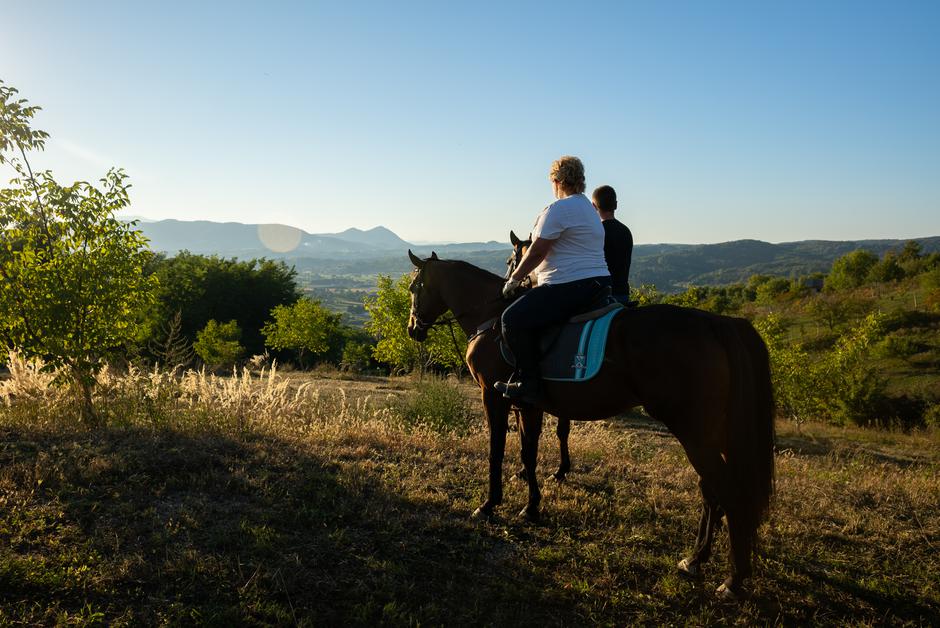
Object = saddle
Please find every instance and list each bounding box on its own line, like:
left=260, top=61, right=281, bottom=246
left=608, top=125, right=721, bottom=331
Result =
left=494, top=286, right=631, bottom=382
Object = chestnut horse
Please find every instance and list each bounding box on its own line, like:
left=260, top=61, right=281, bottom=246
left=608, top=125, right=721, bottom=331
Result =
left=406, top=250, right=775, bottom=598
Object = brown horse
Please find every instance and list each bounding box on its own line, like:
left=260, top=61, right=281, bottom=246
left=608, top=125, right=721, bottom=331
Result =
left=406, top=250, right=775, bottom=598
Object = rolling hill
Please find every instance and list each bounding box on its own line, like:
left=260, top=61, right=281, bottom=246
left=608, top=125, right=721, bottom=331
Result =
left=135, top=219, right=940, bottom=292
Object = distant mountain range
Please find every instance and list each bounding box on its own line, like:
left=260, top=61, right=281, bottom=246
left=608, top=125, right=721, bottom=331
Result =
left=135, top=219, right=940, bottom=292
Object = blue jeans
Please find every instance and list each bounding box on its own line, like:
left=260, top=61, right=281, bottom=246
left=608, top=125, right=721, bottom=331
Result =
left=501, top=275, right=611, bottom=382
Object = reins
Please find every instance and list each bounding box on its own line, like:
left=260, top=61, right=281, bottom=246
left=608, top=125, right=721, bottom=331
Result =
left=410, top=260, right=511, bottom=371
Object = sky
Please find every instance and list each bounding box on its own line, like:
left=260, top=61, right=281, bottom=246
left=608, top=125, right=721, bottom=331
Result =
left=3, top=1, right=939, bottom=245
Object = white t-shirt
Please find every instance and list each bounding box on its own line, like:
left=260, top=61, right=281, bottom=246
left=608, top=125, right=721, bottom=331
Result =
left=531, top=193, right=610, bottom=285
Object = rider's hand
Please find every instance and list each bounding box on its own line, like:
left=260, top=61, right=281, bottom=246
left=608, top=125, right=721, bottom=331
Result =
left=502, top=278, right=522, bottom=298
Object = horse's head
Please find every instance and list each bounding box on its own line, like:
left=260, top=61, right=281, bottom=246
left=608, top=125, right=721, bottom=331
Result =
left=506, top=230, right=534, bottom=285
left=407, top=249, right=448, bottom=342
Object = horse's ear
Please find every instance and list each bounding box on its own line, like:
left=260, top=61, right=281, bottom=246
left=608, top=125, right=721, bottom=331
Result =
left=527, top=232, right=532, bottom=242
left=510, top=231, right=520, bottom=246
left=408, top=249, right=424, bottom=268
left=430, top=251, right=439, bottom=260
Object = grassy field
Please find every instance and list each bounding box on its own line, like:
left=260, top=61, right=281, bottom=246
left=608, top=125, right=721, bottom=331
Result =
left=1, top=368, right=938, bottom=626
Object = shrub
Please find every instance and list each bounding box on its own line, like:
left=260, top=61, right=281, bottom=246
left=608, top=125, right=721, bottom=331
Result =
left=924, top=404, right=940, bottom=429
left=825, top=249, right=878, bottom=291
left=262, top=298, right=341, bottom=368
left=753, top=315, right=821, bottom=424
left=389, top=377, right=473, bottom=435
left=875, top=334, right=924, bottom=360
left=755, top=277, right=791, bottom=304
left=340, top=341, right=375, bottom=374
left=817, top=313, right=888, bottom=426
left=755, top=312, right=889, bottom=427
left=193, top=320, right=244, bottom=370
left=867, top=253, right=905, bottom=283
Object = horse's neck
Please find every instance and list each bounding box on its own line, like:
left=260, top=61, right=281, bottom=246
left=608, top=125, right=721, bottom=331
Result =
left=436, top=264, right=504, bottom=334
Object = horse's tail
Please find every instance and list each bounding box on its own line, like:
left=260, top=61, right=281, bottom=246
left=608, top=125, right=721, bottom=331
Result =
left=722, top=317, right=776, bottom=541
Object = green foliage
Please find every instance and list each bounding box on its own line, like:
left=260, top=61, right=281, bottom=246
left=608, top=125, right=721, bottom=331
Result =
left=755, top=312, right=888, bottom=426
left=340, top=341, right=375, bottom=373
left=630, top=284, right=662, bottom=306
left=0, top=81, right=49, bottom=163
left=0, top=80, right=156, bottom=421
left=364, top=274, right=467, bottom=373
left=262, top=298, right=341, bottom=367
left=924, top=404, right=940, bottom=429
left=896, top=240, right=927, bottom=276
left=825, top=249, right=879, bottom=291
left=804, top=293, right=866, bottom=333
left=867, top=252, right=905, bottom=283
left=144, top=252, right=299, bottom=358
left=817, top=313, right=888, bottom=426
left=752, top=314, right=818, bottom=424
left=920, top=267, right=940, bottom=293
left=875, top=333, right=924, bottom=360
left=755, top=277, right=792, bottom=304
left=664, top=286, right=708, bottom=308
left=389, top=377, right=474, bottom=434
left=193, top=320, right=244, bottom=369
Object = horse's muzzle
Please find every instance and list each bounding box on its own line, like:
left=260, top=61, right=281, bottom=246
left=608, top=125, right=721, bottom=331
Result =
left=408, top=324, right=428, bottom=342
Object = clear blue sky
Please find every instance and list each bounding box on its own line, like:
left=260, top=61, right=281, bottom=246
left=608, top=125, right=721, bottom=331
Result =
left=4, top=1, right=939, bottom=244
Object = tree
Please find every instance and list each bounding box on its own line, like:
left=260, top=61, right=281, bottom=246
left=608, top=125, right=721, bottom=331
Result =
left=804, top=292, right=865, bottom=333
left=261, top=298, right=341, bottom=367
left=193, top=319, right=244, bottom=370
left=364, top=274, right=466, bottom=373
left=755, top=277, right=791, bottom=305
left=144, top=252, right=299, bottom=357
left=149, top=310, right=194, bottom=368
left=867, top=252, right=905, bottom=284
left=825, top=249, right=878, bottom=291
left=0, top=80, right=156, bottom=422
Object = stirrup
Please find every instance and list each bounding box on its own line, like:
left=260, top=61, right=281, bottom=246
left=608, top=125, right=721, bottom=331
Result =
left=494, top=380, right=539, bottom=404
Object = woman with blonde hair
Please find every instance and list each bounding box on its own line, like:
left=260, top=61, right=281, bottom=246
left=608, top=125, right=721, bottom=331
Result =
left=495, top=156, right=611, bottom=404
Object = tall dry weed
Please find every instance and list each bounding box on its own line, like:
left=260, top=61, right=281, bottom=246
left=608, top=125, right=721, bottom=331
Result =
left=0, top=353, right=396, bottom=435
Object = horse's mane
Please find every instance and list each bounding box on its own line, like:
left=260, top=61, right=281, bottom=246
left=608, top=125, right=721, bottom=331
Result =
left=437, top=258, right=505, bottom=284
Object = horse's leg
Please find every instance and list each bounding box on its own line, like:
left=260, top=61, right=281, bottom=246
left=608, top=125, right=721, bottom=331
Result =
left=683, top=451, right=752, bottom=599
left=552, top=417, right=571, bottom=481
left=517, top=406, right=543, bottom=521
left=671, top=429, right=751, bottom=596
left=678, top=479, right=723, bottom=579
left=718, top=505, right=753, bottom=599
left=473, top=389, right=510, bottom=521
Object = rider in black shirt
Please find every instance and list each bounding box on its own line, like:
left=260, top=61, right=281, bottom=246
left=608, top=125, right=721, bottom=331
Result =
left=592, top=185, right=633, bottom=304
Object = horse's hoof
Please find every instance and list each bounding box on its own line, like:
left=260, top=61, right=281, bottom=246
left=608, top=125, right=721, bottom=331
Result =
left=550, top=471, right=567, bottom=482
left=716, top=582, right=742, bottom=602
left=518, top=507, right=540, bottom=523
left=677, top=558, right=700, bottom=579
left=471, top=507, right=494, bottom=522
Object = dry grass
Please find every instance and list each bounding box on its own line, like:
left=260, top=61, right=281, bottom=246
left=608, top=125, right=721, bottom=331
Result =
left=1, top=356, right=938, bottom=625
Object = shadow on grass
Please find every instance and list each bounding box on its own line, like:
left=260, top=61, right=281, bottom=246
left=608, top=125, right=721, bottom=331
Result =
left=2, top=423, right=936, bottom=625
left=0, top=426, right=572, bottom=625
left=759, top=545, right=940, bottom=623
left=775, top=432, right=933, bottom=467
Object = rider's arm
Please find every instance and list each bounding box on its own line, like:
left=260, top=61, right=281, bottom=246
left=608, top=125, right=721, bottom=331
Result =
left=510, top=237, right=554, bottom=282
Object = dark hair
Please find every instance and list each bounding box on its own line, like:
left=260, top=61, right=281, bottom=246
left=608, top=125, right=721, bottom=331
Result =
left=592, top=185, right=617, bottom=212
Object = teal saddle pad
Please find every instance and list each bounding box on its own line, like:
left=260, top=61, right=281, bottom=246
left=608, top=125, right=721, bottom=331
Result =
left=500, top=305, right=623, bottom=382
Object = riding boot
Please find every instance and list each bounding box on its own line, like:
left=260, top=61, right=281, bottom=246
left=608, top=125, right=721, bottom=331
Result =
left=494, top=359, right=540, bottom=404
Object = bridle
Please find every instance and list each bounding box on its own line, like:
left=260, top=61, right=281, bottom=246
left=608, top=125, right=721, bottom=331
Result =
left=409, top=261, right=509, bottom=333
left=409, top=271, right=454, bottom=333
